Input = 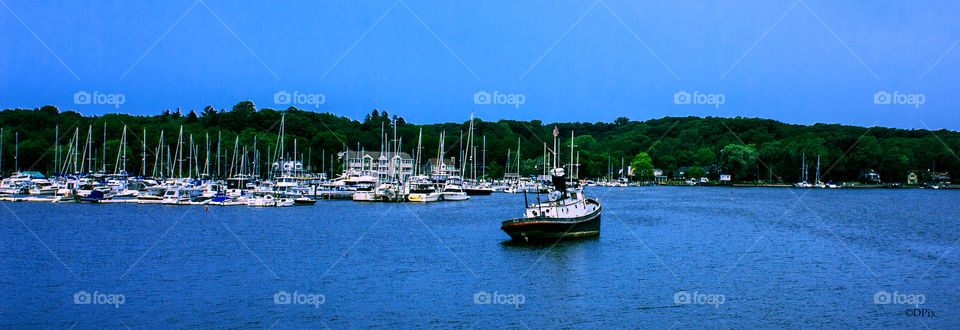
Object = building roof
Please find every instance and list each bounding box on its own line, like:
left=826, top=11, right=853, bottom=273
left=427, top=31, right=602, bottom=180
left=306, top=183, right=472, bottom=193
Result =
left=340, top=150, right=412, bottom=160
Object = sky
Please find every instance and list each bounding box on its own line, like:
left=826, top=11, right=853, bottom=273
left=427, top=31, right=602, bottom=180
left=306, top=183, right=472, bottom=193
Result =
left=1, top=0, right=958, bottom=129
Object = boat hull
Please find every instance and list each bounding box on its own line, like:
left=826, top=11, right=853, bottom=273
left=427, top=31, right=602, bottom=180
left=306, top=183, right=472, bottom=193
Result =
left=464, top=188, right=494, bottom=196
left=500, top=199, right=601, bottom=242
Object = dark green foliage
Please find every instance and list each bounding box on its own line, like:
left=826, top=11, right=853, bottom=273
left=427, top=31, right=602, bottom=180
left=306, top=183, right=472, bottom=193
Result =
left=0, top=105, right=958, bottom=183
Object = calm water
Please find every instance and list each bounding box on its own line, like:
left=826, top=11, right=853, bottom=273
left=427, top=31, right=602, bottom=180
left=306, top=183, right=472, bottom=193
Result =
left=1, top=187, right=957, bottom=328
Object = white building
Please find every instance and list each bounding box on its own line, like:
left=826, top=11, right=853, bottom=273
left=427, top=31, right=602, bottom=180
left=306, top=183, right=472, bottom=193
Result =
left=339, top=150, right=414, bottom=180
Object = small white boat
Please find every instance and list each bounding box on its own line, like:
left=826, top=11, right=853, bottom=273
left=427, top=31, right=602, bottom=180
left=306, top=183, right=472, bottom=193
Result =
left=246, top=194, right=294, bottom=207
left=408, top=192, right=441, bottom=202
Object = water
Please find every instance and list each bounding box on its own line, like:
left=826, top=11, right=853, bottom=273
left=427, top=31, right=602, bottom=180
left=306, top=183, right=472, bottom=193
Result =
left=1, top=187, right=957, bottom=328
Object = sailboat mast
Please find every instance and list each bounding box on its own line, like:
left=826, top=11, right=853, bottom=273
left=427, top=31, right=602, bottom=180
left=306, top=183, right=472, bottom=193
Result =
left=141, top=128, right=146, bottom=176
left=482, top=136, right=487, bottom=180
left=102, top=122, right=106, bottom=173
left=53, top=124, right=58, bottom=174
left=14, top=131, right=18, bottom=172
left=816, top=154, right=821, bottom=184
left=516, top=137, right=520, bottom=176
left=217, top=131, right=222, bottom=178
left=569, top=131, right=574, bottom=179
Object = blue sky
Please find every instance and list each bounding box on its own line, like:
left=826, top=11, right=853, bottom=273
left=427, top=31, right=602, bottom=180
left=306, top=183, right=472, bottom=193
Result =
left=1, top=0, right=958, bottom=129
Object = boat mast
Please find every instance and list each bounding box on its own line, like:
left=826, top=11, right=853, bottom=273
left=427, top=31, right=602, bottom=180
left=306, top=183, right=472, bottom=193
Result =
left=816, top=154, right=821, bottom=184
left=461, top=114, right=474, bottom=179
left=567, top=130, right=573, bottom=182
left=217, top=131, right=222, bottom=178
left=516, top=137, right=520, bottom=177
left=482, top=136, right=487, bottom=180
left=14, top=131, right=18, bottom=173
left=113, top=126, right=125, bottom=174
left=153, top=130, right=164, bottom=178
left=141, top=128, right=147, bottom=177
left=123, top=126, right=127, bottom=173
left=53, top=124, right=58, bottom=175
left=74, top=128, right=79, bottom=174
left=416, top=128, right=423, bottom=176
left=102, top=122, right=106, bottom=173
left=204, top=133, right=210, bottom=178
left=801, top=152, right=806, bottom=183
left=176, top=126, right=183, bottom=178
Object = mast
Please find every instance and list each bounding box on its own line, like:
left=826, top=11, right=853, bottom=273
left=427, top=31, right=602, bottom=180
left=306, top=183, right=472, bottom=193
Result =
left=217, top=131, right=222, bottom=178
left=14, top=131, right=18, bottom=173
left=102, top=122, right=106, bottom=173
left=204, top=133, right=210, bottom=178
left=153, top=130, right=164, bottom=178
left=53, top=124, right=58, bottom=175
left=176, top=126, right=183, bottom=178
left=816, top=154, right=821, bottom=184
left=141, top=128, right=147, bottom=177
left=123, top=126, right=127, bottom=173
left=569, top=131, right=574, bottom=180
left=113, top=125, right=125, bottom=174
left=460, top=114, right=474, bottom=179
left=516, top=137, right=521, bottom=176
left=482, top=136, right=487, bottom=180
left=416, top=128, right=423, bottom=176
left=801, top=152, right=806, bottom=183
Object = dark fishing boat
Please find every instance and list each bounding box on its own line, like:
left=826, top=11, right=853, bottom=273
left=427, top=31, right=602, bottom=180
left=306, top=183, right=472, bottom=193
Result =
left=79, top=190, right=106, bottom=203
left=501, top=167, right=601, bottom=242
left=464, top=186, right=495, bottom=196
left=293, top=197, right=317, bottom=205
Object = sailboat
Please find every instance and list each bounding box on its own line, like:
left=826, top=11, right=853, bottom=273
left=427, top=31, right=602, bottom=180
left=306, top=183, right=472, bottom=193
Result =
left=501, top=128, right=602, bottom=242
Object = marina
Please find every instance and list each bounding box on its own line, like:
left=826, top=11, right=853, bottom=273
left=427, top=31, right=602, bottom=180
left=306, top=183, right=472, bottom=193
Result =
left=3, top=0, right=960, bottom=326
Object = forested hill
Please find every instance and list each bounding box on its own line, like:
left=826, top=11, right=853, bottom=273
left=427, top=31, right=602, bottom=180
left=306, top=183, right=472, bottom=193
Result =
left=1, top=102, right=958, bottom=183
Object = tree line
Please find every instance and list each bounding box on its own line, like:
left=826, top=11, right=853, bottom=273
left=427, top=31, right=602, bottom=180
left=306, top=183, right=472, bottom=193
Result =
left=1, top=102, right=958, bottom=183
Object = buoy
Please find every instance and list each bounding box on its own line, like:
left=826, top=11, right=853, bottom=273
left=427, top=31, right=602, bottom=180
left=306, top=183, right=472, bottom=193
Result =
left=205, top=205, right=209, bottom=211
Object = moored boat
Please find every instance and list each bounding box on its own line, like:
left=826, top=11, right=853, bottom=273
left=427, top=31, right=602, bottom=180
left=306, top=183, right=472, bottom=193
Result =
left=501, top=168, right=601, bottom=242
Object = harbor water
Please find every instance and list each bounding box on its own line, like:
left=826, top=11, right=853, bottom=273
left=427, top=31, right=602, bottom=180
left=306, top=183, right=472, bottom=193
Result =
left=1, top=187, right=957, bottom=328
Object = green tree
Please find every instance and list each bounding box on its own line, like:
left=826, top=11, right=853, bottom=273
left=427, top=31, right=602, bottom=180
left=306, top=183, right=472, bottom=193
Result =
left=694, top=147, right=715, bottom=166
left=719, top=144, right=759, bottom=181
left=686, top=166, right=706, bottom=179
left=630, top=152, right=654, bottom=180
